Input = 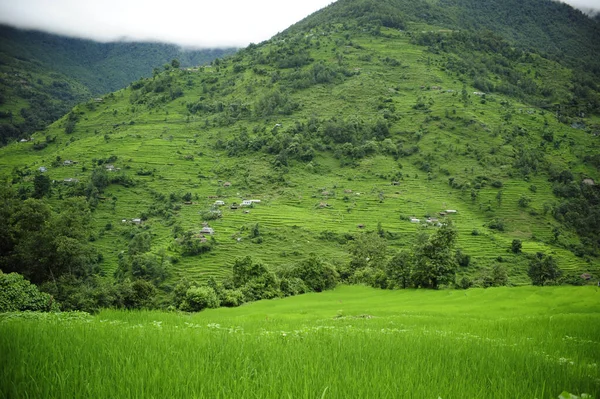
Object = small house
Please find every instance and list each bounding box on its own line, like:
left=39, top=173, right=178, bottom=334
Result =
left=473, top=92, right=485, bottom=96
left=63, top=178, right=79, bottom=184
left=580, top=273, right=592, bottom=280
left=249, top=199, right=261, bottom=204
left=241, top=200, right=253, bottom=206
left=223, top=182, right=232, bottom=187
left=445, top=210, right=457, bottom=214
left=410, top=218, right=420, bottom=224
left=200, top=226, right=214, bottom=235
left=583, top=178, right=595, bottom=186
left=105, top=164, right=116, bottom=171
left=38, top=167, right=47, bottom=173
left=214, top=200, right=225, bottom=206
left=391, top=181, right=400, bottom=186
left=230, top=203, right=239, bottom=209
left=131, top=218, right=142, bottom=224
left=63, top=160, right=74, bottom=166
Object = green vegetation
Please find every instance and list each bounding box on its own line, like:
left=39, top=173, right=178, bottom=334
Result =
left=0, top=24, right=235, bottom=143
left=0, top=0, right=599, bottom=311
left=1, top=285, right=598, bottom=398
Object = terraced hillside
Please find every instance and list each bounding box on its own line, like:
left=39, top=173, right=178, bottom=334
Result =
left=1, top=3, right=599, bottom=293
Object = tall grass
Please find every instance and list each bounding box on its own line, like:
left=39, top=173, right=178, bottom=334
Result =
left=1, top=286, right=599, bottom=398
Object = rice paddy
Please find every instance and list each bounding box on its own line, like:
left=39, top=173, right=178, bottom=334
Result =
left=2, top=285, right=599, bottom=398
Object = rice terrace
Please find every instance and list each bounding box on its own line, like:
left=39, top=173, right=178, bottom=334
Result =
left=1, top=0, right=600, bottom=397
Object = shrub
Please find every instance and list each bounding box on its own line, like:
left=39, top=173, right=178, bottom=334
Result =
left=219, top=289, right=245, bottom=307
left=488, top=218, right=505, bottom=231
left=180, top=286, right=220, bottom=312
left=279, top=277, right=308, bottom=297
left=0, top=271, right=58, bottom=312
left=457, top=276, right=473, bottom=289
left=511, top=239, right=522, bottom=253
left=455, top=249, right=471, bottom=267
left=290, top=255, right=338, bottom=292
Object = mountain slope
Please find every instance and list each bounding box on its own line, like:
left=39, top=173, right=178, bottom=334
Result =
left=0, top=24, right=236, bottom=143
left=0, top=0, right=599, bottom=301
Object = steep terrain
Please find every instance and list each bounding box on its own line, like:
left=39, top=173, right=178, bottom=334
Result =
left=1, top=0, right=599, bottom=304
left=0, top=25, right=235, bottom=143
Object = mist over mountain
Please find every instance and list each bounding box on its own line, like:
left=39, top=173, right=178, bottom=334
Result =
left=0, top=24, right=234, bottom=143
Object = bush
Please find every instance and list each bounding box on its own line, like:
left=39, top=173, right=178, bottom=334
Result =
left=290, top=255, right=338, bottom=292
left=180, top=286, right=220, bottom=312
left=457, top=276, right=473, bottom=289
left=0, top=271, right=58, bottom=312
left=219, top=289, right=245, bottom=307
left=279, top=277, right=308, bottom=297
left=488, top=218, right=505, bottom=231
left=455, top=249, right=471, bottom=267
left=511, top=239, right=522, bottom=253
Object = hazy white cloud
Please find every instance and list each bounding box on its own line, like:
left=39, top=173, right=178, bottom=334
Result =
left=0, top=0, right=597, bottom=49
left=561, top=0, right=600, bottom=13
left=0, top=0, right=334, bottom=47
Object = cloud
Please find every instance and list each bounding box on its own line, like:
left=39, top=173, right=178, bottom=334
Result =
left=0, top=0, right=334, bottom=48
left=0, top=0, right=596, bottom=49
left=560, top=0, right=600, bottom=14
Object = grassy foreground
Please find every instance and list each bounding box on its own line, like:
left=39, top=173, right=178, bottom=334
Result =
left=1, top=285, right=599, bottom=398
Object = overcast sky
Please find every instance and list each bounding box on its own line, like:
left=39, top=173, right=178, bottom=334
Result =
left=0, top=0, right=597, bottom=48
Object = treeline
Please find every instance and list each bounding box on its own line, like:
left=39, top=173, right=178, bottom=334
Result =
left=412, top=30, right=600, bottom=118
left=216, top=116, right=395, bottom=167
left=0, top=202, right=575, bottom=315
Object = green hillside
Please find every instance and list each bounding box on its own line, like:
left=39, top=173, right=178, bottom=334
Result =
left=1, top=0, right=599, bottom=311
left=0, top=24, right=235, bottom=144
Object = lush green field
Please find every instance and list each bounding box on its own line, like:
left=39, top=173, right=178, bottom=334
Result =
left=2, top=285, right=599, bottom=398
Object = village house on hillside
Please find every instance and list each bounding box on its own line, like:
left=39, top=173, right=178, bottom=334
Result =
left=200, top=226, right=214, bottom=235
left=105, top=164, right=120, bottom=172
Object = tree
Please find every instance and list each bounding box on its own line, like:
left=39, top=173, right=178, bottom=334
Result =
left=0, top=271, right=57, bottom=312
left=290, top=254, right=338, bottom=292
left=171, top=59, right=180, bottom=69
left=128, top=232, right=152, bottom=255
left=33, top=173, right=51, bottom=198
left=386, top=251, right=412, bottom=288
left=348, top=232, right=388, bottom=271
left=180, top=286, right=220, bottom=312
left=511, top=239, right=522, bottom=253
left=3, top=197, right=96, bottom=284
left=527, top=252, right=562, bottom=286
left=411, top=222, right=458, bottom=289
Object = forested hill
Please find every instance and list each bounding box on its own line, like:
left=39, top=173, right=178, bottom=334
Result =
left=0, top=25, right=235, bottom=95
left=287, top=0, right=600, bottom=66
left=0, top=25, right=235, bottom=144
